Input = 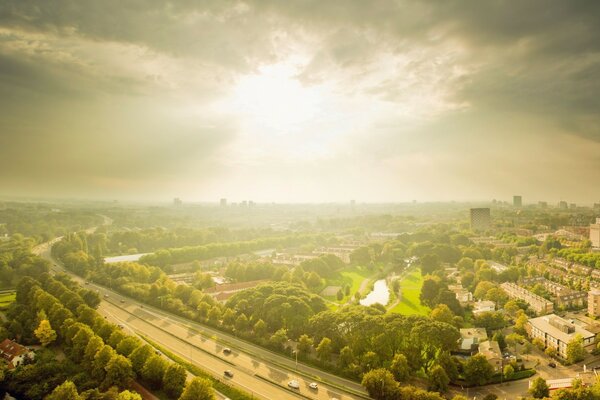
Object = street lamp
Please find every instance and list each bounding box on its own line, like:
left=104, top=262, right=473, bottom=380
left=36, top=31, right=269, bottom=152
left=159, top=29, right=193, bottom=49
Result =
left=293, top=350, right=298, bottom=370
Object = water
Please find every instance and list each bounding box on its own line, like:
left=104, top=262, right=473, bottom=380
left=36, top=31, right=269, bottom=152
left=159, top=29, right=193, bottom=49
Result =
left=103, top=253, right=150, bottom=264
left=360, top=279, right=390, bottom=306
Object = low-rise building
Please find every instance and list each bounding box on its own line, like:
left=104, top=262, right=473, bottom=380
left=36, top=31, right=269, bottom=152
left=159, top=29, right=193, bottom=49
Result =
left=478, top=340, right=503, bottom=371
left=501, top=282, right=554, bottom=315
left=0, top=339, right=34, bottom=368
left=527, top=314, right=595, bottom=359
left=522, top=277, right=586, bottom=309
left=457, top=328, right=488, bottom=356
left=591, top=218, right=600, bottom=249
left=473, top=300, right=496, bottom=315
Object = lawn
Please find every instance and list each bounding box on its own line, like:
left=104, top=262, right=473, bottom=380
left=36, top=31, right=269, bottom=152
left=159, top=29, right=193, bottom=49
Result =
left=339, top=267, right=372, bottom=295
left=0, top=292, right=16, bottom=309
left=321, top=267, right=374, bottom=306
left=388, top=268, right=430, bottom=316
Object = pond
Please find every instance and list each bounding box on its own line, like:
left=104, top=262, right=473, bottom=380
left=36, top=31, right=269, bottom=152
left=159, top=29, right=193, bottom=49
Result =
left=360, top=279, right=390, bottom=306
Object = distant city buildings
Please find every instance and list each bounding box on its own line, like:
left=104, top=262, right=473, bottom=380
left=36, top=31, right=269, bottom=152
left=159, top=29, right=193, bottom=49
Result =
left=589, top=289, right=600, bottom=317
left=538, top=201, right=548, bottom=209
left=500, top=282, right=554, bottom=315
left=173, top=197, right=182, bottom=207
left=590, top=218, right=600, bottom=248
left=527, top=314, right=595, bottom=358
left=513, top=195, right=522, bottom=207
left=559, top=201, right=568, bottom=210
left=470, top=208, right=491, bottom=232
left=220, top=198, right=227, bottom=207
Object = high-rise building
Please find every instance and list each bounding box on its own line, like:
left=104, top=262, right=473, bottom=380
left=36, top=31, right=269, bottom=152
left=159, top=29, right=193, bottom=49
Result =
left=589, top=289, right=600, bottom=317
left=470, top=208, right=491, bottom=232
left=220, top=198, right=227, bottom=207
left=559, top=201, right=568, bottom=210
left=173, top=198, right=182, bottom=207
left=513, top=195, right=522, bottom=207
left=538, top=201, right=548, bottom=209
left=591, top=218, right=600, bottom=248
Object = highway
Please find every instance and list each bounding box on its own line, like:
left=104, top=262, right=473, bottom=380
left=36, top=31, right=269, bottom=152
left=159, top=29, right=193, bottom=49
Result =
left=33, top=239, right=370, bottom=400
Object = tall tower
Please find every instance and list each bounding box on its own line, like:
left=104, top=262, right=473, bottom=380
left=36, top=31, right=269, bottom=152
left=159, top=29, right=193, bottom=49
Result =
left=513, top=195, right=522, bottom=207
left=470, top=208, right=491, bottom=232
left=591, top=218, right=600, bottom=248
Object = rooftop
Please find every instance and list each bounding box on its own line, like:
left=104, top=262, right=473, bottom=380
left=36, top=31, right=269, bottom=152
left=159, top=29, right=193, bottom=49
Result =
left=529, top=314, right=595, bottom=343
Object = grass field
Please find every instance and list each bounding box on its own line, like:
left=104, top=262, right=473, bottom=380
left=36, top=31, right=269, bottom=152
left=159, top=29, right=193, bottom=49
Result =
left=340, top=267, right=372, bottom=295
left=0, top=292, right=16, bottom=309
left=321, top=267, right=373, bottom=307
left=388, top=268, right=430, bottom=316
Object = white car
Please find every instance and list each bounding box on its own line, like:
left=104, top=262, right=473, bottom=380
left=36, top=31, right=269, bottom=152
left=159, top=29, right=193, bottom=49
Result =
left=288, top=380, right=300, bottom=389
left=309, top=382, right=318, bottom=390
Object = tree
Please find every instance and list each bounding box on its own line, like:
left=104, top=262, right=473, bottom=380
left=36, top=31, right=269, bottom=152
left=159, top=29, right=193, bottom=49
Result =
left=545, top=346, right=557, bottom=358
left=234, top=313, right=249, bottom=332
left=567, top=334, right=586, bottom=364
left=129, top=344, right=154, bottom=373
left=253, top=319, right=267, bottom=337
left=361, top=368, right=399, bottom=400
left=428, top=365, right=450, bottom=392
left=116, top=337, right=141, bottom=357
left=179, top=377, right=215, bottom=400
left=163, top=363, right=186, bottom=399
left=492, top=332, right=506, bottom=351
left=142, top=355, right=168, bottom=389
left=529, top=377, right=549, bottom=399
left=532, top=337, right=545, bottom=350
left=463, top=354, right=493, bottom=386
left=47, top=381, right=80, bottom=400
left=93, top=345, right=115, bottom=381
left=430, top=304, right=454, bottom=325
left=269, top=328, right=288, bottom=350
left=514, top=311, right=529, bottom=335
left=297, top=334, right=313, bottom=355
left=83, top=335, right=104, bottom=369
left=420, top=278, right=440, bottom=307
left=336, top=289, right=344, bottom=301
left=421, top=254, right=441, bottom=275
left=316, top=337, right=332, bottom=362
left=117, top=390, right=142, bottom=400
left=389, top=353, right=410, bottom=382
left=339, top=346, right=354, bottom=368
left=34, top=319, right=56, bottom=347
left=503, top=364, right=514, bottom=380
left=104, top=354, right=134, bottom=389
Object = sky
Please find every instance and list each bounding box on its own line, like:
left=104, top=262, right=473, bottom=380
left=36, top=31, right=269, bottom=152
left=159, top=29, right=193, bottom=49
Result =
left=0, top=1, right=599, bottom=204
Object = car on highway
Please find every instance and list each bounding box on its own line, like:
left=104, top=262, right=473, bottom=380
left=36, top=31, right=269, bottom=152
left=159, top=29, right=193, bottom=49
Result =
left=120, top=299, right=125, bottom=303
left=103, top=294, right=109, bottom=298
left=117, top=324, right=124, bottom=329
left=224, top=370, right=234, bottom=378
left=223, top=347, right=231, bottom=354
left=548, top=362, right=557, bottom=368
left=309, top=382, right=318, bottom=390
left=288, top=380, right=300, bottom=389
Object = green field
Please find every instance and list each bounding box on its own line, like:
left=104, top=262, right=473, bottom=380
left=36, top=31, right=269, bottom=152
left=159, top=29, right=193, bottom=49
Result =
left=388, top=268, right=430, bottom=316
left=321, top=267, right=373, bottom=307
left=0, top=292, right=16, bottom=309
left=339, top=267, right=372, bottom=295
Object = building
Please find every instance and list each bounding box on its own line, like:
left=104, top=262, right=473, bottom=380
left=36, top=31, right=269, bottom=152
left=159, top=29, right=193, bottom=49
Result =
left=473, top=300, right=496, bottom=315
left=478, top=340, right=503, bottom=371
left=559, top=201, right=568, bottom=210
left=501, top=282, right=554, bottom=315
left=173, top=197, right=182, bottom=207
left=0, top=339, right=34, bottom=368
left=470, top=208, right=491, bottom=232
left=590, top=218, right=600, bottom=248
left=589, top=289, right=600, bottom=317
left=522, top=277, right=587, bottom=309
left=527, top=314, right=595, bottom=358
left=458, top=328, right=488, bottom=356
left=219, top=198, right=227, bottom=207
left=513, top=195, right=522, bottom=207
left=538, top=201, right=548, bottom=209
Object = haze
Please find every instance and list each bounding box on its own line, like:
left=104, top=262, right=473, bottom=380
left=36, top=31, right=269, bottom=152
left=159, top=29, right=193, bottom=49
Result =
left=0, top=1, right=599, bottom=203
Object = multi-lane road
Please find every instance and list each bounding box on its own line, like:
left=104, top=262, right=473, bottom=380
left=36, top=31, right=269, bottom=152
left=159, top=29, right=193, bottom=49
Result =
left=33, top=239, right=370, bottom=400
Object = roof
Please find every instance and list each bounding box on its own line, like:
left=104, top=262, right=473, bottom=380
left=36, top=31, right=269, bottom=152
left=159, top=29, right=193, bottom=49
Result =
left=0, top=339, right=29, bottom=361
left=474, top=300, right=495, bottom=309
left=479, top=340, right=502, bottom=359
left=529, top=314, right=595, bottom=343
left=460, top=328, right=488, bottom=341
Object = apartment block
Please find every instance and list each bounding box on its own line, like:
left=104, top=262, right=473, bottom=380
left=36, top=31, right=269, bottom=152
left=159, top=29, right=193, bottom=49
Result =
left=527, top=314, right=595, bottom=359
left=591, top=218, right=600, bottom=248
left=589, top=289, right=600, bottom=317
left=470, top=208, right=491, bottom=232
left=501, top=282, right=554, bottom=315
left=522, top=277, right=587, bottom=309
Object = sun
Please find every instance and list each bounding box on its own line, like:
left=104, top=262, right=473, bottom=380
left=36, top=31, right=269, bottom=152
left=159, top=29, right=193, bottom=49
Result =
left=231, top=63, right=323, bottom=132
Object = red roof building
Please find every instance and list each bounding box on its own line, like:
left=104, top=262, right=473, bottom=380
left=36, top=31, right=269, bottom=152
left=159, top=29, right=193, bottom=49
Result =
left=0, top=339, right=34, bottom=368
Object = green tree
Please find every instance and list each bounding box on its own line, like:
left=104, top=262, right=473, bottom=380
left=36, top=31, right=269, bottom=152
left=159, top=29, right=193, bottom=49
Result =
left=430, top=304, right=454, bottom=325
left=83, top=335, right=104, bottom=369
left=93, top=344, right=115, bottom=381
left=529, top=377, right=549, bottom=399
left=361, top=368, right=399, bottom=400
left=117, top=390, right=142, bottom=400
left=104, top=354, right=134, bottom=390
left=47, top=380, right=80, bottom=400
left=179, top=377, right=215, bottom=400
left=297, top=334, right=313, bottom=355
left=316, top=337, right=332, bottom=362
left=253, top=319, right=266, bottom=337
left=492, top=332, right=506, bottom=351
left=389, top=353, right=410, bottom=382
left=34, top=319, right=56, bottom=347
left=567, top=334, right=586, bottom=364
left=420, top=278, right=440, bottom=307
left=163, top=363, right=186, bottom=399
left=428, top=365, right=450, bottom=392
left=463, top=354, right=493, bottom=386
left=503, top=364, right=514, bottom=380
left=142, top=355, right=168, bottom=389
left=339, top=346, right=354, bottom=368
left=269, top=328, right=288, bottom=350
left=234, top=313, right=249, bottom=332
left=129, top=344, right=154, bottom=373
left=336, top=289, right=344, bottom=301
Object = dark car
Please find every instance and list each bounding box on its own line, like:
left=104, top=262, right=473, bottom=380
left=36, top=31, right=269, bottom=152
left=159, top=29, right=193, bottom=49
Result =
left=223, top=348, right=232, bottom=354
left=548, top=362, right=557, bottom=368
left=224, top=370, right=234, bottom=378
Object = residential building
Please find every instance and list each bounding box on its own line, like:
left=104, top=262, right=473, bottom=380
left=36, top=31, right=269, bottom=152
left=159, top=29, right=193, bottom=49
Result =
left=173, top=197, right=182, bottom=207
left=513, top=195, right=522, bottom=207
left=458, top=328, right=488, bottom=356
left=589, top=289, right=600, bottom=317
left=473, top=300, right=496, bottom=315
left=538, top=201, right=548, bottom=209
left=219, top=198, right=227, bottom=207
left=0, top=339, right=34, bottom=369
left=470, top=208, right=491, bottom=232
left=559, top=201, right=568, bottom=210
left=501, top=282, right=554, bottom=315
left=488, top=261, right=508, bottom=273
left=479, top=340, right=503, bottom=371
left=522, top=277, right=587, bottom=309
left=591, top=218, right=600, bottom=249
left=527, top=314, right=595, bottom=358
